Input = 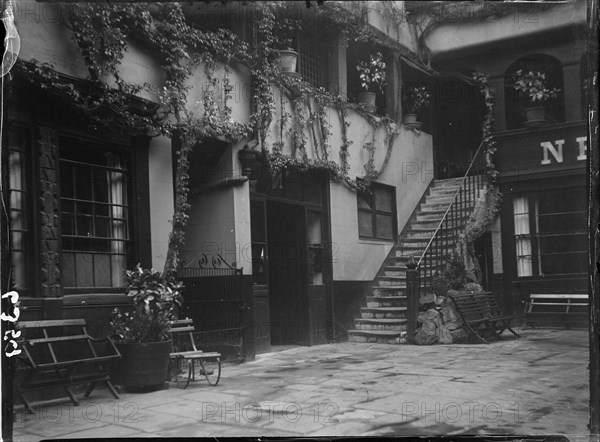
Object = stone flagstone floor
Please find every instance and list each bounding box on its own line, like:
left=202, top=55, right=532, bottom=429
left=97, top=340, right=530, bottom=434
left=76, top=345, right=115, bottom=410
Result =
left=11, top=328, right=593, bottom=440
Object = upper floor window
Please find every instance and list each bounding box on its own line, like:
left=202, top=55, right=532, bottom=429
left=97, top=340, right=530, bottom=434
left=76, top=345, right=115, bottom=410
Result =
left=296, top=32, right=328, bottom=89
left=504, top=54, right=565, bottom=130
left=59, top=140, right=131, bottom=290
left=357, top=183, right=396, bottom=241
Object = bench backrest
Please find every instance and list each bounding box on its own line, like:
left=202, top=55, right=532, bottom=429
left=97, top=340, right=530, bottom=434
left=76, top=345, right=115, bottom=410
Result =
left=16, top=320, right=116, bottom=368
left=527, top=294, right=589, bottom=313
left=169, top=318, right=198, bottom=353
left=449, top=292, right=503, bottom=322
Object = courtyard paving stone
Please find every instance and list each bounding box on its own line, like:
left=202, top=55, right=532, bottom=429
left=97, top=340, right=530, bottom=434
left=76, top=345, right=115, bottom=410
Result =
left=10, top=328, right=592, bottom=440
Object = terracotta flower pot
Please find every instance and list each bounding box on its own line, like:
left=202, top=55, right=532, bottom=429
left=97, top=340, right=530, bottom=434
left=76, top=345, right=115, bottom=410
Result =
left=278, top=50, right=298, bottom=73
left=525, top=106, right=546, bottom=127
left=403, top=113, right=422, bottom=130
left=358, top=91, right=377, bottom=112
left=111, top=341, right=172, bottom=389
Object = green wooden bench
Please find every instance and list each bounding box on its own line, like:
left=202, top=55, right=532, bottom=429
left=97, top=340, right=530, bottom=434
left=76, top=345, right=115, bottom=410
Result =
left=16, top=319, right=121, bottom=413
left=449, top=291, right=522, bottom=344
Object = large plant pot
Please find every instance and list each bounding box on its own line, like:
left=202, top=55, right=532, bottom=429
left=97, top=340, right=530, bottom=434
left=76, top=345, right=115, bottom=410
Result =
left=358, top=91, right=377, bottom=112
left=112, top=341, right=171, bottom=389
left=278, top=50, right=298, bottom=73
left=524, top=106, right=546, bottom=128
left=403, top=113, right=422, bottom=130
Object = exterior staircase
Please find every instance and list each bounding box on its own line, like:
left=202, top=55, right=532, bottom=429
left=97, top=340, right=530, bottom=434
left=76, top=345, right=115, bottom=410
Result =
left=347, top=176, right=484, bottom=344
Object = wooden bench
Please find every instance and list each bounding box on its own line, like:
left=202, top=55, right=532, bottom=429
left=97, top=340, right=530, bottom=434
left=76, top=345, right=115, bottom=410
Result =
left=169, top=319, right=221, bottom=389
left=524, top=294, right=589, bottom=329
left=449, top=291, right=522, bottom=344
left=15, top=319, right=121, bottom=413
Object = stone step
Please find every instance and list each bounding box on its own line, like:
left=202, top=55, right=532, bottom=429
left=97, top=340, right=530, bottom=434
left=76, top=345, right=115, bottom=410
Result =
left=410, top=220, right=443, bottom=229
left=399, top=242, right=435, bottom=250
left=420, top=204, right=451, bottom=213
left=416, top=213, right=444, bottom=222
left=366, top=295, right=406, bottom=307
left=425, top=194, right=455, bottom=204
left=416, top=212, right=471, bottom=222
left=372, top=287, right=405, bottom=297
left=419, top=203, right=476, bottom=214
left=382, top=267, right=406, bottom=277
left=433, top=177, right=465, bottom=185
left=347, top=330, right=407, bottom=344
left=377, top=276, right=407, bottom=286
left=361, top=306, right=407, bottom=319
left=354, top=318, right=406, bottom=331
left=403, top=233, right=454, bottom=242
left=373, top=281, right=407, bottom=289
left=429, top=187, right=462, bottom=196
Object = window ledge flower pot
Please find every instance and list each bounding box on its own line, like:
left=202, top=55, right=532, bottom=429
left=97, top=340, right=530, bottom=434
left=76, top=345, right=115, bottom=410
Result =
left=358, top=91, right=377, bottom=113
left=524, top=106, right=546, bottom=128
left=278, top=50, right=298, bottom=73
left=403, top=113, right=422, bottom=130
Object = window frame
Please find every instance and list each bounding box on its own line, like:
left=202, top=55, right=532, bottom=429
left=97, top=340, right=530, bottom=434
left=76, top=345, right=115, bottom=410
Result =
left=511, top=190, right=587, bottom=279
left=58, top=134, right=136, bottom=294
left=6, top=124, right=37, bottom=296
left=357, top=182, right=397, bottom=241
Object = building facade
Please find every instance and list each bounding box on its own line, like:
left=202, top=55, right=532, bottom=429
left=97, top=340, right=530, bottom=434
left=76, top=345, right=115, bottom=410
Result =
left=2, top=1, right=593, bottom=360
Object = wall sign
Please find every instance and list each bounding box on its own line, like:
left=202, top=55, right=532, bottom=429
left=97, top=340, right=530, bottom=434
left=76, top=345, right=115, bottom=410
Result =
left=495, top=122, right=588, bottom=181
left=540, top=136, right=587, bottom=165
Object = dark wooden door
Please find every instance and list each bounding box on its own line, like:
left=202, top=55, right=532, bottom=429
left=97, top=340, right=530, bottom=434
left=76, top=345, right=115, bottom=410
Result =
left=267, top=201, right=309, bottom=345
left=252, top=284, right=271, bottom=354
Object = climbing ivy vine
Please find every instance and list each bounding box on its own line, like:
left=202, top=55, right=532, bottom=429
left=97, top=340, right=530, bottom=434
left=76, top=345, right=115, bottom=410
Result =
left=11, top=1, right=500, bottom=277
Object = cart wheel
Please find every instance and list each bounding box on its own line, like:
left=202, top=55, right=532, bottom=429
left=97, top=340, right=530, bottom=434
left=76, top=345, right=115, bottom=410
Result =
left=176, top=360, right=192, bottom=389
left=198, top=357, right=221, bottom=386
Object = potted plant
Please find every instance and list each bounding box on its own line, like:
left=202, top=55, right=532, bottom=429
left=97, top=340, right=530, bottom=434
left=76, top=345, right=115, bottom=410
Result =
left=402, top=85, right=430, bottom=129
left=110, top=264, right=183, bottom=390
left=274, top=17, right=300, bottom=75
left=356, top=52, right=387, bottom=112
left=509, top=69, right=561, bottom=127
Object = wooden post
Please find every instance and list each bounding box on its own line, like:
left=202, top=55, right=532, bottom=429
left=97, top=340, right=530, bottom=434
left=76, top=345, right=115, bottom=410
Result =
left=406, top=256, right=420, bottom=344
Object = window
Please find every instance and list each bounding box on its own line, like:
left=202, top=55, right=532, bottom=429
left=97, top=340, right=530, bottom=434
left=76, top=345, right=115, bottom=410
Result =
left=512, top=190, right=587, bottom=278
left=307, top=210, right=323, bottom=285
left=296, top=33, right=328, bottom=89
left=513, top=197, right=532, bottom=277
left=7, top=128, right=34, bottom=294
left=535, top=189, right=587, bottom=276
left=357, top=184, right=396, bottom=240
left=59, top=140, right=131, bottom=289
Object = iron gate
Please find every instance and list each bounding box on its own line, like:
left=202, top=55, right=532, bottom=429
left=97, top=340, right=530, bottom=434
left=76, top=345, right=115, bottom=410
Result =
left=177, top=262, right=245, bottom=362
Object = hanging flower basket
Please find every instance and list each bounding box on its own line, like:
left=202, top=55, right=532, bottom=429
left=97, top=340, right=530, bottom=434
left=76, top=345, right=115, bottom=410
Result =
left=278, top=50, right=298, bottom=73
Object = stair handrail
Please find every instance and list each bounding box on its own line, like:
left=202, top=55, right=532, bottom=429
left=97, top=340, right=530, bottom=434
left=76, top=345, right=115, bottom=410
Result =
left=416, top=140, right=486, bottom=269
